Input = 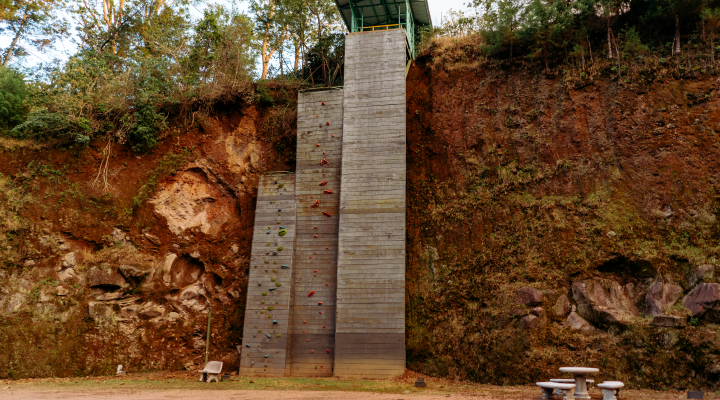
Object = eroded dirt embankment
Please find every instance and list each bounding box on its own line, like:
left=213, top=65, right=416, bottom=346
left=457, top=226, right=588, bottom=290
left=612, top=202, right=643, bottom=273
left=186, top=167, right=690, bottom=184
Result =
left=404, top=53, right=720, bottom=389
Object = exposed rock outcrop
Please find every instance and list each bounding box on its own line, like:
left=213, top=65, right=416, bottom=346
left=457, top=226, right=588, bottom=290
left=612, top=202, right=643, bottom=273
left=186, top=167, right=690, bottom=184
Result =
left=566, top=306, right=595, bottom=332
left=646, top=276, right=683, bottom=316
left=552, top=294, right=571, bottom=317
left=682, top=283, right=720, bottom=319
left=88, top=265, right=129, bottom=289
left=572, top=278, right=638, bottom=325
left=514, top=287, right=543, bottom=306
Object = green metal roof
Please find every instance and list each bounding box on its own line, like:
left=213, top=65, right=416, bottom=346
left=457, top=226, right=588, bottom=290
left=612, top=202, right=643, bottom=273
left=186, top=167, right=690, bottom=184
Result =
left=334, top=0, right=432, bottom=31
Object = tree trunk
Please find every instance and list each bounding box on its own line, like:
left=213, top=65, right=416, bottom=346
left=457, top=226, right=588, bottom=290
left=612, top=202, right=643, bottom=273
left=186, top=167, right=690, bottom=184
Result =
left=294, top=42, right=300, bottom=71
left=607, top=20, right=613, bottom=59
left=674, top=14, right=681, bottom=54
left=3, top=11, right=28, bottom=66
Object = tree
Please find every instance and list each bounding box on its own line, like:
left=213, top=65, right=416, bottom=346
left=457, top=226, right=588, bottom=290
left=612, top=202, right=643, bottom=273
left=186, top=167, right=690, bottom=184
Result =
left=643, top=0, right=705, bottom=55
left=0, top=67, right=27, bottom=130
left=478, top=0, right=523, bottom=60
left=701, top=7, right=720, bottom=61
left=0, top=0, right=67, bottom=66
left=518, top=0, right=572, bottom=71
left=249, top=0, right=287, bottom=79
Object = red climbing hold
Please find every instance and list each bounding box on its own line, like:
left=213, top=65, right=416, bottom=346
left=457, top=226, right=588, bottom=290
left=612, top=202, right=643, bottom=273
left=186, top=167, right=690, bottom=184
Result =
left=314, top=270, right=317, bottom=272
left=314, top=274, right=316, bottom=277
left=304, top=321, right=306, bottom=323
left=307, top=339, right=310, bottom=342
left=318, top=302, right=322, bottom=305
left=326, top=247, right=328, bottom=249
left=323, top=212, right=332, bottom=217
left=314, top=234, right=317, bottom=238
left=316, top=143, right=320, bottom=146
left=311, top=195, right=314, bottom=198
left=314, top=226, right=317, bottom=229
left=320, top=159, right=329, bottom=166
left=326, top=121, right=330, bottom=126
left=327, top=349, right=330, bottom=353
left=319, top=180, right=328, bottom=186
left=323, top=190, right=333, bottom=194
left=302, top=330, right=305, bottom=333
left=308, top=290, right=315, bottom=297
left=323, top=325, right=326, bottom=328
left=309, top=256, right=312, bottom=259
left=325, top=283, right=328, bottom=286
left=332, top=135, right=335, bottom=137
left=319, top=311, right=322, bottom=314
left=311, top=199, right=320, bottom=208
left=311, top=350, right=314, bottom=353
left=321, top=101, right=325, bottom=105
left=322, top=151, right=325, bottom=155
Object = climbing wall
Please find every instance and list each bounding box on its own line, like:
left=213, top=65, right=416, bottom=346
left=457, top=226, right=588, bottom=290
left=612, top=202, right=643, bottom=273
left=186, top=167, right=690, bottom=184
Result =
left=334, top=29, right=407, bottom=378
left=288, top=89, right=344, bottom=376
left=239, top=173, right=296, bottom=377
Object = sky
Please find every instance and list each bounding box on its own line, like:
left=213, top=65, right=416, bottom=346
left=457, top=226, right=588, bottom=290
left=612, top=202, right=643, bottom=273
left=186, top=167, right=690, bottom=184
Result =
left=1, top=0, right=472, bottom=71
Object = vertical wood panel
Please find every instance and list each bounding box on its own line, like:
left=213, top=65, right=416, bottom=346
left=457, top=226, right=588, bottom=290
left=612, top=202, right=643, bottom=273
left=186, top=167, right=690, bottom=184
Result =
left=288, top=89, right=344, bottom=376
left=239, top=173, right=296, bottom=377
left=335, top=30, right=407, bottom=378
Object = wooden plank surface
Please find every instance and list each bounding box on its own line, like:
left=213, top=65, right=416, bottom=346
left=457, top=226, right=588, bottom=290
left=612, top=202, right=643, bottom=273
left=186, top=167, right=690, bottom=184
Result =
left=240, top=173, right=296, bottom=377
left=334, top=29, right=406, bottom=379
left=288, top=89, right=344, bottom=377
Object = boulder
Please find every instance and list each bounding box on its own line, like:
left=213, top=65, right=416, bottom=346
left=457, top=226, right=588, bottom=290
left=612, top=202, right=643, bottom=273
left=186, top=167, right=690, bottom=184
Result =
left=646, top=276, right=683, bottom=316
left=689, top=265, right=716, bottom=287
left=552, top=294, right=571, bottom=317
left=572, top=278, right=639, bottom=325
left=111, top=228, right=128, bottom=243
left=521, top=307, right=547, bottom=329
left=653, top=315, right=686, bottom=328
left=514, top=287, right=543, bottom=306
left=119, top=264, right=151, bottom=279
left=682, top=283, right=720, bottom=317
left=58, top=268, right=78, bottom=281
left=231, top=244, right=239, bottom=254
left=62, top=252, right=78, bottom=268
left=567, top=306, right=595, bottom=332
left=88, top=265, right=129, bottom=289
left=55, top=286, right=70, bottom=296
left=87, top=301, right=114, bottom=322
left=139, top=302, right=166, bottom=319
left=23, top=259, right=36, bottom=268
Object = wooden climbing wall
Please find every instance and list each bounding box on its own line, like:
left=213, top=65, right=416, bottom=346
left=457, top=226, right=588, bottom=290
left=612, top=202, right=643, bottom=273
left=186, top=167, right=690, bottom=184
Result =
left=288, top=89, right=344, bottom=376
left=239, top=173, right=296, bottom=377
left=334, top=29, right=407, bottom=378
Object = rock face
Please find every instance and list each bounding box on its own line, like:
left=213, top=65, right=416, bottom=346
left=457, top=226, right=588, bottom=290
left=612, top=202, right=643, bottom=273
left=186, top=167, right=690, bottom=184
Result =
left=566, top=306, right=595, bottom=332
left=88, top=265, right=129, bottom=289
left=62, top=252, right=78, bottom=268
left=552, top=294, right=571, bottom=317
left=139, top=302, right=166, bottom=319
left=689, top=265, right=716, bottom=287
left=521, top=307, right=547, bottom=329
left=119, top=264, right=151, bottom=279
left=514, top=287, right=544, bottom=306
left=682, top=283, right=720, bottom=318
left=646, top=276, right=683, bottom=316
left=653, top=315, right=686, bottom=328
left=572, top=278, right=638, bottom=325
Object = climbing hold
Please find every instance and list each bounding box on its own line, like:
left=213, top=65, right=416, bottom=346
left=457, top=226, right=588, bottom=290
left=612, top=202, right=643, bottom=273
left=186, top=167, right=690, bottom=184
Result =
left=320, top=159, right=329, bottom=166
left=303, top=321, right=306, bottom=323
left=316, top=143, right=320, bottom=146
left=322, top=152, right=325, bottom=155
left=279, top=226, right=286, bottom=229
left=264, top=354, right=269, bottom=358
left=311, top=195, right=314, bottom=198
left=265, top=334, right=271, bottom=338
left=261, top=291, right=266, bottom=296
left=321, top=101, right=325, bottom=105
left=268, top=306, right=274, bottom=310
left=314, top=226, right=317, bottom=229
left=273, top=320, right=277, bottom=324
left=319, top=311, right=322, bottom=314
left=327, top=349, right=330, bottom=353
left=281, top=264, right=290, bottom=269
left=272, top=251, right=277, bottom=255
left=311, top=199, right=320, bottom=208
left=269, top=287, right=276, bottom=291
left=323, top=325, right=326, bottom=328
left=302, top=330, right=305, bottom=333
left=258, top=283, right=262, bottom=286
left=246, top=344, right=250, bottom=347
left=251, top=362, right=254, bottom=366
left=314, top=270, right=317, bottom=272
left=278, top=246, right=284, bottom=251
left=323, top=212, right=332, bottom=217
left=318, top=302, right=322, bottom=305
left=307, top=339, right=310, bottom=342
left=332, top=135, right=335, bottom=137
left=314, top=234, right=317, bottom=238
left=314, top=274, right=316, bottom=277
left=277, top=334, right=281, bottom=338
left=326, top=121, right=330, bottom=125
left=311, top=350, right=314, bottom=353
left=279, top=183, right=284, bottom=188
left=323, top=190, right=333, bottom=194
left=267, top=230, right=271, bottom=234
left=278, top=209, right=282, bottom=212
left=267, top=243, right=271, bottom=247
left=319, top=180, right=328, bottom=186
left=326, top=247, right=328, bottom=249
left=276, top=282, right=282, bottom=287
left=309, top=256, right=312, bottom=259
left=308, top=290, right=315, bottom=297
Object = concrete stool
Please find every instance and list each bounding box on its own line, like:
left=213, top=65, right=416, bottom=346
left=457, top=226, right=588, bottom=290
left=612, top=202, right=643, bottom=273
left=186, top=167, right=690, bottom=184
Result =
left=537, top=382, right=576, bottom=400
left=597, top=381, right=624, bottom=400
left=550, top=379, right=594, bottom=395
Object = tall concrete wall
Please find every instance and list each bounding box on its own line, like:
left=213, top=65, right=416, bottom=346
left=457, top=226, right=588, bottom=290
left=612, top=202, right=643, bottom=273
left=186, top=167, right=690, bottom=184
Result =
left=239, top=173, right=296, bottom=377
left=334, top=29, right=407, bottom=378
left=288, top=89, right=344, bottom=376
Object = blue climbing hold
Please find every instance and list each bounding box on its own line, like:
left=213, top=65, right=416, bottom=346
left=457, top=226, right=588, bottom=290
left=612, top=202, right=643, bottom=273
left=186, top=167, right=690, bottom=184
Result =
left=278, top=209, right=282, bottom=212
left=267, top=230, right=271, bottom=234
left=264, top=354, right=269, bottom=358
left=273, top=320, right=278, bottom=324
left=265, top=333, right=271, bottom=338
left=272, top=251, right=277, bottom=255
left=251, top=362, right=255, bottom=366
left=258, top=283, right=262, bottom=286
left=264, top=364, right=267, bottom=367
left=279, top=226, right=286, bottom=229
left=281, top=264, right=290, bottom=269
left=246, top=344, right=250, bottom=347
left=269, top=287, right=276, bottom=291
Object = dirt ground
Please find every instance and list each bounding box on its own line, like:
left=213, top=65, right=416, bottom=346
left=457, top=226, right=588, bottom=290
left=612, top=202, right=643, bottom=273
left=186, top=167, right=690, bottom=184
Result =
left=0, top=371, right=710, bottom=400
